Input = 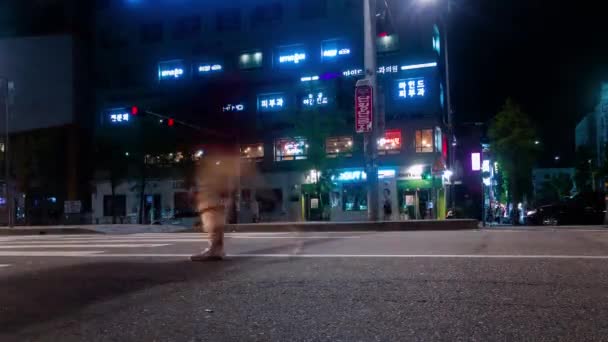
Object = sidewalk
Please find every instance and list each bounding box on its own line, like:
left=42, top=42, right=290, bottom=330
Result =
left=0, top=219, right=479, bottom=236
left=0, top=224, right=190, bottom=236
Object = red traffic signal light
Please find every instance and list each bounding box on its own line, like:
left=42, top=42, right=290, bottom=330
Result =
left=168, top=118, right=175, bottom=127
left=131, top=106, right=139, bottom=115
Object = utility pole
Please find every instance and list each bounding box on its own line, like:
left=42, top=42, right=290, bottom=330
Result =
left=1, top=79, right=13, bottom=227
left=363, top=0, right=379, bottom=221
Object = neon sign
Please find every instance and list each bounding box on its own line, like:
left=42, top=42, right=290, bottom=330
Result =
left=107, top=108, right=131, bottom=124
left=197, top=64, right=223, bottom=74
left=378, top=65, right=399, bottom=74
left=302, top=92, right=329, bottom=108
left=158, top=60, right=186, bottom=80
left=342, top=69, right=363, bottom=77
left=334, top=168, right=395, bottom=182
left=279, top=53, right=306, bottom=64
left=400, top=62, right=437, bottom=71
left=258, top=93, right=286, bottom=112
left=160, top=68, right=184, bottom=78
left=398, top=78, right=426, bottom=99
left=321, top=39, right=352, bottom=61
left=300, top=75, right=319, bottom=82
left=222, top=104, right=245, bottom=112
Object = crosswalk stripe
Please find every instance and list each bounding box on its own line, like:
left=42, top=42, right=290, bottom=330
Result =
left=0, top=251, right=103, bottom=256
left=0, top=244, right=169, bottom=249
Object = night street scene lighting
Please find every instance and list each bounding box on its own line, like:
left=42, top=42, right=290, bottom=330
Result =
left=0, top=0, right=607, bottom=341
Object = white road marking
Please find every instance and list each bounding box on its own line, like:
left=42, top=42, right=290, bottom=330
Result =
left=0, top=251, right=103, bottom=256
left=0, top=244, right=170, bottom=249
left=0, top=264, right=11, bottom=268
left=80, top=254, right=608, bottom=259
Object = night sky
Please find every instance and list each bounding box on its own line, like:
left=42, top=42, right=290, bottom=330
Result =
left=449, top=0, right=608, bottom=165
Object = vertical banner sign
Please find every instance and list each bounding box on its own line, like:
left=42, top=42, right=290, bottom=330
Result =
left=355, top=84, right=373, bottom=133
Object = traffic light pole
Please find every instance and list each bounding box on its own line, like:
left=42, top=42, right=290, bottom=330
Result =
left=363, top=0, right=379, bottom=221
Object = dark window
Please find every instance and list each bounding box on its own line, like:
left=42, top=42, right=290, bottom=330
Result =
left=172, top=16, right=201, bottom=40
left=342, top=184, right=367, bottom=211
left=256, top=188, right=283, bottom=213
left=299, top=0, right=327, bottom=19
left=174, top=192, right=197, bottom=217
left=251, top=3, right=283, bottom=26
left=103, top=195, right=126, bottom=217
left=216, top=8, right=241, bottom=31
left=140, top=21, right=163, bottom=43
left=98, top=28, right=128, bottom=49
left=241, top=189, right=252, bottom=202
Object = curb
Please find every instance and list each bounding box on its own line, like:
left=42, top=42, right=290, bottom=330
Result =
left=226, top=220, right=479, bottom=233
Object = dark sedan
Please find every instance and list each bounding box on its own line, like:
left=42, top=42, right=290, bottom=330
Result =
left=527, top=192, right=606, bottom=225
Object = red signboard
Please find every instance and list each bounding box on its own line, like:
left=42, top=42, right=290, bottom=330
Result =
left=355, top=84, right=373, bottom=133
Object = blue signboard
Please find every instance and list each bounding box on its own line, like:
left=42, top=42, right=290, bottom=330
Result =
left=158, top=60, right=186, bottom=80
left=276, top=45, right=307, bottom=67
left=258, top=93, right=286, bottom=112
left=397, top=78, right=427, bottom=99
left=321, top=39, right=352, bottom=61
left=107, top=108, right=131, bottom=125
left=196, top=63, right=223, bottom=75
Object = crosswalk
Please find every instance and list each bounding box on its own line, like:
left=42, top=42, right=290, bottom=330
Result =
left=0, top=232, right=362, bottom=260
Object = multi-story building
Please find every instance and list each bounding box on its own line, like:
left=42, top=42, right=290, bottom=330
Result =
left=576, top=83, right=608, bottom=167
left=91, top=0, right=451, bottom=223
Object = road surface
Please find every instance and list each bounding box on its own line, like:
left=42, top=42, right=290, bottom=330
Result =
left=1, top=227, right=608, bottom=341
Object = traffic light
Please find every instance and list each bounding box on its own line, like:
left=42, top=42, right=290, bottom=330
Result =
left=168, top=118, right=175, bottom=127
left=131, top=106, right=139, bottom=116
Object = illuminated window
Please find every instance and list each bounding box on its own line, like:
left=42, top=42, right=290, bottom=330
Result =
left=377, top=129, right=402, bottom=155
left=275, top=137, right=309, bottom=161
left=326, top=136, right=353, bottom=158
left=415, top=129, right=434, bottom=153
left=238, top=51, right=263, bottom=70
left=241, top=143, right=264, bottom=160
left=377, top=34, right=399, bottom=53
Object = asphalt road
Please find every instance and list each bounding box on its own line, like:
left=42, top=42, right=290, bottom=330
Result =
left=1, top=227, right=608, bottom=341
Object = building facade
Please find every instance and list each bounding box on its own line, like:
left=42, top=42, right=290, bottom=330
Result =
left=91, top=0, right=451, bottom=223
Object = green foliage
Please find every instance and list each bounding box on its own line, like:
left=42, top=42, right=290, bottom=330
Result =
left=488, top=98, right=538, bottom=204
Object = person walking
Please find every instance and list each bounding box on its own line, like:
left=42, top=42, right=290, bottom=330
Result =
left=191, top=158, right=230, bottom=262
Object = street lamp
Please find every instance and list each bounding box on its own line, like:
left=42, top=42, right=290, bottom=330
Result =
left=534, top=140, right=540, bottom=145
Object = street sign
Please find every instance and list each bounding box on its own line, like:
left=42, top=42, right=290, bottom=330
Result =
left=64, top=200, right=82, bottom=214
left=355, top=83, right=373, bottom=133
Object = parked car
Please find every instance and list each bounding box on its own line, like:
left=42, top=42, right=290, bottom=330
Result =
left=527, top=192, right=606, bottom=225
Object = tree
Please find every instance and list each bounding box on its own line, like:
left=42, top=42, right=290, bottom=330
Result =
left=488, top=98, right=539, bottom=216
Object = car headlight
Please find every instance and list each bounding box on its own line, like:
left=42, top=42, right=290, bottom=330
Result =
left=527, top=210, right=537, bottom=216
